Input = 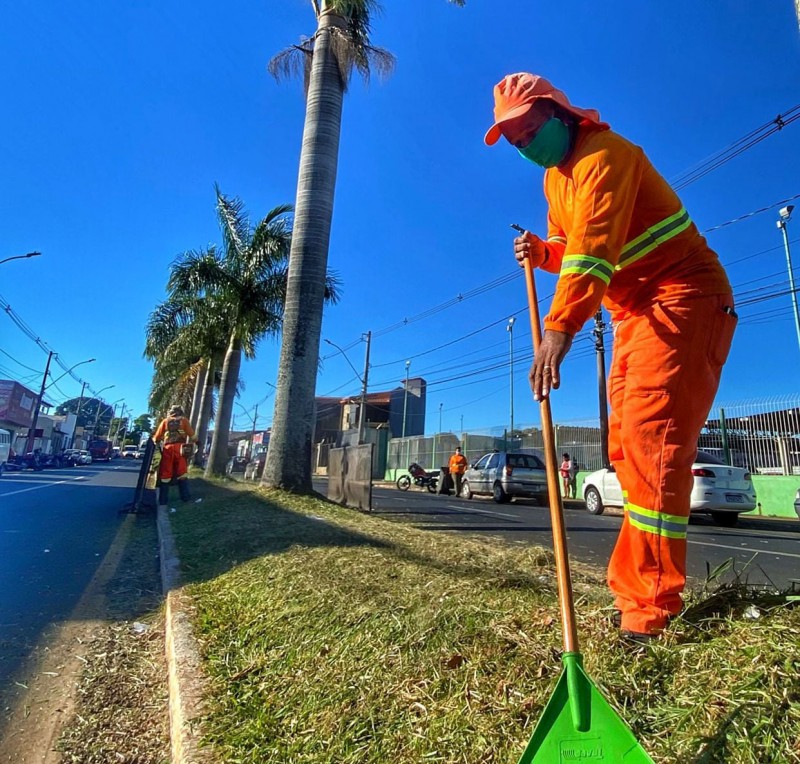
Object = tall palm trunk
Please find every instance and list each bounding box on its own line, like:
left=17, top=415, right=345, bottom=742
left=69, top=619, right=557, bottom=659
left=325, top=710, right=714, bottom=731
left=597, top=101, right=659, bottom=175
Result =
left=194, top=358, right=215, bottom=466
left=189, top=359, right=208, bottom=431
left=263, top=8, right=344, bottom=491
left=206, top=336, right=242, bottom=477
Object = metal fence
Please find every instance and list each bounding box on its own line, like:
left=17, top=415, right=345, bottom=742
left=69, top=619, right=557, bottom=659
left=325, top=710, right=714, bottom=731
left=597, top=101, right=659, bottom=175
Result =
left=701, top=395, right=800, bottom=475
left=387, top=418, right=606, bottom=477
left=384, top=396, right=800, bottom=479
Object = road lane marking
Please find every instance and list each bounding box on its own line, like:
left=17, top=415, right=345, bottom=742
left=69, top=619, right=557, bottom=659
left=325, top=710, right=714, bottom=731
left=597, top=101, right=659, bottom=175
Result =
left=688, top=539, right=800, bottom=559
left=0, top=475, right=86, bottom=498
left=445, top=503, right=522, bottom=521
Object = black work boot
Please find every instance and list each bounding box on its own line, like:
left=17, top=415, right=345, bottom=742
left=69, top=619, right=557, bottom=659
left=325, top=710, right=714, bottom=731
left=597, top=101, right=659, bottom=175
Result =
left=178, top=478, right=191, bottom=503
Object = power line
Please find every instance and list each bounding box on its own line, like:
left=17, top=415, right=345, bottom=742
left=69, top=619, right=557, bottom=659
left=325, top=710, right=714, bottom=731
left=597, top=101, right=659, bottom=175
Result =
left=671, top=106, right=800, bottom=191
left=0, top=293, right=99, bottom=396
left=0, top=346, right=43, bottom=374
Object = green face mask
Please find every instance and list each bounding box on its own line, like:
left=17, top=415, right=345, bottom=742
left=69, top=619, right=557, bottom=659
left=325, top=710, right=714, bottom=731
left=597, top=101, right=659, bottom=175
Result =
left=517, top=117, right=570, bottom=168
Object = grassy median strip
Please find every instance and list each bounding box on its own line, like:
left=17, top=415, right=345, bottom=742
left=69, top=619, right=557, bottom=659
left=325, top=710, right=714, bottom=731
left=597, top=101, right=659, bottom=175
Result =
left=170, top=480, right=800, bottom=764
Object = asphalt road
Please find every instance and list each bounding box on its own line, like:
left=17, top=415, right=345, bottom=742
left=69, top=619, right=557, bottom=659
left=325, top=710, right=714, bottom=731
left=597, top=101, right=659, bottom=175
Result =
left=355, top=482, right=800, bottom=590
left=0, top=459, right=139, bottom=692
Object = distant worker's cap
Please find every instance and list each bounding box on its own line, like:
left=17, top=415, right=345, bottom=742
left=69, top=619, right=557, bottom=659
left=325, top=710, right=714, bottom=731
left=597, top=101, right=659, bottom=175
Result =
left=484, top=73, right=607, bottom=146
left=169, top=405, right=184, bottom=416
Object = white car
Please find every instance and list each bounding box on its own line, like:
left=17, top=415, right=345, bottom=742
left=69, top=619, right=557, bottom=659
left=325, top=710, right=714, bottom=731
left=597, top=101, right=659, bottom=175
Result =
left=76, top=450, right=93, bottom=465
left=582, top=450, right=757, bottom=527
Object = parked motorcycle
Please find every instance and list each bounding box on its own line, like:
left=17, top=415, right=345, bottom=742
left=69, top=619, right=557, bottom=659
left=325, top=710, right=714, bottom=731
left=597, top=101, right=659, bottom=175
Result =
left=12, top=451, right=45, bottom=471
left=396, top=462, right=439, bottom=493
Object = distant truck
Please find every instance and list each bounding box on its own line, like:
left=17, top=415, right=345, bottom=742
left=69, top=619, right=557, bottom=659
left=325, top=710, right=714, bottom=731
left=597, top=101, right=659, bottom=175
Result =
left=87, top=439, right=114, bottom=462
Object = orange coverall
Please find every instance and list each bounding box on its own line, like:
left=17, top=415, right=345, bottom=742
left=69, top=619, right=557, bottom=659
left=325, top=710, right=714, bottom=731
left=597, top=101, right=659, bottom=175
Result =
left=537, top=126, right=735, bottom=634
left=153, top=415, right=196, bottom=484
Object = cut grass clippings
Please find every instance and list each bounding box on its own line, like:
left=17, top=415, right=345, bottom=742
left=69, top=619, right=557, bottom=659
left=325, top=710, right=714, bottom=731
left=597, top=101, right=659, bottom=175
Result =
left=170, top=479, right=800, bottom=764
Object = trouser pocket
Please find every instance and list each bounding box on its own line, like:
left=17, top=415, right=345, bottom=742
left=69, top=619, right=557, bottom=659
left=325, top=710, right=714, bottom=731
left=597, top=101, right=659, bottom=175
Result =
left=708, top=304, right=737, bottom=367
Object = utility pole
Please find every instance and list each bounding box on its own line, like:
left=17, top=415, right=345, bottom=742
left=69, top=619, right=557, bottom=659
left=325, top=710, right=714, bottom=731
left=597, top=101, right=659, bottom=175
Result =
left=401, top=360, right=411, bottom=438
left=358, top=331, right=371, bottom=444
left=72, top=381, right=87, bottom=447
left=439, top=402, right=443, bottom=433
left=27, top=351, right=55, bottom=453
left=249, top=404, right=258, bottom=459
left=593, top=310, right=611, bottom=468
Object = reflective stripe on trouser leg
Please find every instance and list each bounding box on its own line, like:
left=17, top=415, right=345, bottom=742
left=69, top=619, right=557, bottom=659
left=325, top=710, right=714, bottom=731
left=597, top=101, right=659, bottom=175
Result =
left=606, top=293, right=734, bottom=634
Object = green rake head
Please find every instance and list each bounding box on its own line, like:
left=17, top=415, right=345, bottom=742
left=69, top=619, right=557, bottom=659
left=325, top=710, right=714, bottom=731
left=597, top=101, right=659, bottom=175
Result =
left=517, top=654, right=654, bottom=764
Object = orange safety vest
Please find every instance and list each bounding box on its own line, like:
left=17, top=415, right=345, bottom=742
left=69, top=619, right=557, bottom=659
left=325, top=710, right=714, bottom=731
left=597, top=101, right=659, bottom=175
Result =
left=153, top=416, right=196, bottom=446
left=538, top=127, right=730, bottom=336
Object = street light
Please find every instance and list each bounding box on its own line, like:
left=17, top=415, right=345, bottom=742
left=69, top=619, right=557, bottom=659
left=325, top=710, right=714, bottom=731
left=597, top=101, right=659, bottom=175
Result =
left=507, top=317, right=516, bottom=440
left=45, top=357, right=96, bottom=390
left=99, top=397, right=124, bottom=438
left=0, top=251, right=41, bottom=266
left=27, top=355, right=95, bottom=453
left=402, top=360, right=411, bottom=438
left=90, top=385, right=115, bottom=432
left=777, top=205, right=800, bottom=355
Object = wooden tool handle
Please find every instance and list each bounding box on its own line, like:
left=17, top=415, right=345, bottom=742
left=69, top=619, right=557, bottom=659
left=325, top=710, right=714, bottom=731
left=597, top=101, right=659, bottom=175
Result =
left=522, top=257, right=579, bottom=655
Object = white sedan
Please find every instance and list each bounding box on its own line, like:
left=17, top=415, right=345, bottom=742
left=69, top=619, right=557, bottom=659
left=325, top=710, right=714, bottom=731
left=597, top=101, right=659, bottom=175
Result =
left=75, top=450, right=93, bottom=465
left=582, top=450, right=757, bottom=527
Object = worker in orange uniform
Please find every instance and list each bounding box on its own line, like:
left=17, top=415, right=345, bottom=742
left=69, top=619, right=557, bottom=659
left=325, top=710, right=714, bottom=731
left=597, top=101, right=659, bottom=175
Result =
left=485, top=73, right=736, bottom=641
left=152, top=404, right=198, bottom=508
left=449, top=446, right=468, bottom=498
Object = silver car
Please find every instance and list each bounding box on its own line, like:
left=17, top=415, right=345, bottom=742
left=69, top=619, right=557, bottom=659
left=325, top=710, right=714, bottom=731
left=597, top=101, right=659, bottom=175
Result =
left=461, top=451, right=548, bottom=504
left=582, top=449, right=756, bottom=526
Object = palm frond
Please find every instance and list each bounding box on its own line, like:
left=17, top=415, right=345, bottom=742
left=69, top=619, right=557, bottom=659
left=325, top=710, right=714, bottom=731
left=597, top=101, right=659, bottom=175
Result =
left=324, top=270, right=343, bottom=305
left=250, top=205, right=293, bottom=273
left=268, top=41, right=314, bottom=87
left=215, top=185, right=252, bottom=264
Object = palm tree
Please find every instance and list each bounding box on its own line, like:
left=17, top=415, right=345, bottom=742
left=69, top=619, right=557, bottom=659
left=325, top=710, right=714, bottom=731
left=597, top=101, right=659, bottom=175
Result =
left=168, top=187, right=340, bottom=477
left=263, top=0, right=464, bottom=492
left=145, top=292, right=228, bottom=461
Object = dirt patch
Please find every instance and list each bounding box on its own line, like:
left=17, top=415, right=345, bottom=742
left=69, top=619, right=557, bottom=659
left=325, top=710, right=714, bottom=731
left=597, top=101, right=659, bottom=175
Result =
left=0, top=511, right=170, bottom=763
left=57, top=617, right=169, bottom=763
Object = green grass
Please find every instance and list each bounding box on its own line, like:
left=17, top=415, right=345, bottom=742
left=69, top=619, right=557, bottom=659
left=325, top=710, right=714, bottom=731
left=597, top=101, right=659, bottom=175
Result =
left=170, top=479, right=800, bottom=764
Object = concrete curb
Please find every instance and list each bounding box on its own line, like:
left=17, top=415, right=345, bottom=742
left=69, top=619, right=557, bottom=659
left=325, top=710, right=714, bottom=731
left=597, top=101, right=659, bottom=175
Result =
left=157, top=506, right=212, bottom=764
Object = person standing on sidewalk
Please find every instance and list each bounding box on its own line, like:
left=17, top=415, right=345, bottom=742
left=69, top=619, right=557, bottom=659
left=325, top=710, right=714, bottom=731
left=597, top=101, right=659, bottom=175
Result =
left=449, top=446, right=468, bottom=498
left=559, top=452, right=573, bottom=498
left=485, top=73, right=735, bottom=640
left=153, top=405, right=198, bottom=508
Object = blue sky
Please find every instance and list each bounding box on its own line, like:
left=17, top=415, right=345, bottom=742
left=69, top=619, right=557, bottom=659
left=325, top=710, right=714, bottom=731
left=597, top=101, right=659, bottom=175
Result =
left=1, top=1, right=799, bottom=436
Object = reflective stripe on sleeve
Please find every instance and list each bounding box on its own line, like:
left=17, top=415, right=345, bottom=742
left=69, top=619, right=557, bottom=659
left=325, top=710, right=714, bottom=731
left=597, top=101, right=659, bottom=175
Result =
left=625, top=501, right=688, bottom=540
left=617, top=208, right=692, bottom=270
left=560, top=254, right=614, bottom=286
left=548, top=236, right=567, bottom=245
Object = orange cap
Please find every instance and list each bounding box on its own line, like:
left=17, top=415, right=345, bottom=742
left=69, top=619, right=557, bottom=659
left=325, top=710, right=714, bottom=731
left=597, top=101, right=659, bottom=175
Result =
left=484, top=73, right=607, bottom=145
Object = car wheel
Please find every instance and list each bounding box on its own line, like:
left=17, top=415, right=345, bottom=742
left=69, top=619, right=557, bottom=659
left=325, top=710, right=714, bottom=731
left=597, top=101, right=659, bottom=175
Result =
left=460, top=480, right=473, bottom=500
left=492, top=482, right=510, bottom=504
left=396, top=475, right=411, bottom=491
left=584, top=486, right=605, bottom=515
left=711, top=511, right=739, bottom=527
